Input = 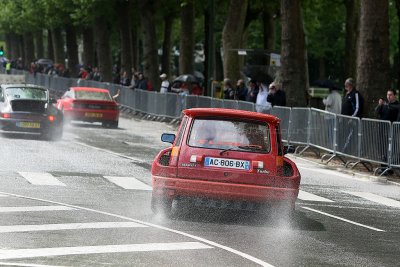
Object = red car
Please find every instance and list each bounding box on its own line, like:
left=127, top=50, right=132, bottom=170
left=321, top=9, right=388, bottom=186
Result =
left=57, top=87, right=119, bottom=128
left=151, top=108, right=301, bottom=216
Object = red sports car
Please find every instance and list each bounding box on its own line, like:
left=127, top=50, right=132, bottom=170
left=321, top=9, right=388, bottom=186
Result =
left=57, top=87, right=119, bottom=128
left=151, top=108, right=301, bottom=217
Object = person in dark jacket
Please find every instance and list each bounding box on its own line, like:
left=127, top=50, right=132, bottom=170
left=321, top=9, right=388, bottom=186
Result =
left=341, top=78, right=362, bottom=117
left=246, top=80, right=258, bottom=103
left=375, top=89, right=399, bottom=123
left=136, top=73, right=148, bottom=90
left=235, top=79, right=247, bottom=101
left=267, top=82, right=286, bottom=107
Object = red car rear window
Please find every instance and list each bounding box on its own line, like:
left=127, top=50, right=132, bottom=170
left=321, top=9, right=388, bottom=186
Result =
left=187, top=118, right=270, bottom=153
left=75, top=90, right=112, bottom=101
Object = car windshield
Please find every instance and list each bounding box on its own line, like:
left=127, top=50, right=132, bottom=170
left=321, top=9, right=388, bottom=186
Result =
left=188, top=118, right=270, bottom=153
left=5, top=87, right=48, bottom=101
left=75, top=90, right=112, bottom=101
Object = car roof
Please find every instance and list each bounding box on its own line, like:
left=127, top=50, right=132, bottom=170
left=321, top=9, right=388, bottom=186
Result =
left=1, top=84, right=48, bottom=90
left=70, top=87, right=110, bottom=93
left=183, top=108, right=280, bottom=125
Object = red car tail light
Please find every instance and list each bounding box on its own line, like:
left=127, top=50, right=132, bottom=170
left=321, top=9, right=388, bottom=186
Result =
left=252, top=161, right=264, bottom=169
left=48, top=115, right=56, bottom=122
left=190, top=155, right=203, bottom=163
left=1, top=113, right=11, bottom=118
left=169, top=146, right=180, bottom=166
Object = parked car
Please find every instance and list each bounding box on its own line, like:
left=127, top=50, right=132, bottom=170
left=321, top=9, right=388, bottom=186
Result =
left=151, top=108, right=301, bottom=217
left=56, top=87, right=119, bottom=128
left=0, top=84, right=63, bottom=140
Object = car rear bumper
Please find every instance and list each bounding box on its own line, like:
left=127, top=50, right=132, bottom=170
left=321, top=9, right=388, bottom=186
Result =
left=64, top=109, right=119, bottom=122
left=0, top=117, right=51, bottom=134
left=152, top=175, right=299, bottom=203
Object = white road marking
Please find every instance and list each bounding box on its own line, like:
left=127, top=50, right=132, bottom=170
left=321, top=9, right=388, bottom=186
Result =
left=0, top=242, right=212, bottom=260
left=302, top=207, right=385, bottom=232
left=0, top=206, right=75, bottom=213
left=343, top=191, right=400, bottom=208
left=298, top=190, right=334, bottom=202
left=0, top=222, right=147, bottom=233
left=0, top=262, right=67, bottom=267
left=0, top=194, right=8, bottom=197
left=299, top=166, right=355, bottom=179
left=18, top=172, right=66, bottom=186
left=0, top=191, right=275, bottom=267
left=103, top=176, right=152, bottom=190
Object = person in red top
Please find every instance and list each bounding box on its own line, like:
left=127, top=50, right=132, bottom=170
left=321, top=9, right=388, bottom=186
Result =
left=78, top=67, right=88, bottom=79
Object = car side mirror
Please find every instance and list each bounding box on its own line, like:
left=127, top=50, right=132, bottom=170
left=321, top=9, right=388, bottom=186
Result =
left=161, top=133, right=175, bottom=144
left=283, top=145, right=295, bottom=155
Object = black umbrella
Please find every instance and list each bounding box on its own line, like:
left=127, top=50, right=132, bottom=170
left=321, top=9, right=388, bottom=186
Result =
left=242, top=66, right=273, bottom=84
left=311, top=79, right=341, bottom=90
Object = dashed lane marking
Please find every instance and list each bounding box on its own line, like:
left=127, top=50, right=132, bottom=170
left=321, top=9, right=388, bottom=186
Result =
left=0, top=206, right=75, bottom=213
left=18, top=172, right=66, bottom=186
left=298, top=190, right=334, bottom=203
left=343, top=191, right=400, bottom=208
left=103, top=176, right=152, bottom=190
left=0, top=242, right=212, bottom=260
left=0, top=222, right=147, bottom=233
left=302, top=207, right=385, bottom=232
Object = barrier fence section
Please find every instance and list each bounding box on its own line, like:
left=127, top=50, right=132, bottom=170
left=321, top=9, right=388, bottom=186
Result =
left=289, top=108, right=310, bottom=147
left=309, top=108, right=336, bottom=153
left=335, top=114, right=361, bottom=159
left=270, top=106, right=291, bottom=143
left=360, top=118, right=391, bottom=166
left=8, top=69, right=400, bottom=172
left=391, top=122, right=400, bottom=168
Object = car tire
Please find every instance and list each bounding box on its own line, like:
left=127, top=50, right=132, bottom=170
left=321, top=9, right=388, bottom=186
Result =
left=42, top=124, right=63, bottom=141
left=151, top=194, right=173, bottom=217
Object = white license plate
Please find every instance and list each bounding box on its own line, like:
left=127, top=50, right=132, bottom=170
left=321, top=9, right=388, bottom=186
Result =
left=204, top=157, right=250, bottom=170
left=16, top=122, right=41, bottom=128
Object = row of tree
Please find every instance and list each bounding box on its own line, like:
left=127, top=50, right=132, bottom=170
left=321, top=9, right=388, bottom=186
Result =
left=0, top=0, right=399, bottom=115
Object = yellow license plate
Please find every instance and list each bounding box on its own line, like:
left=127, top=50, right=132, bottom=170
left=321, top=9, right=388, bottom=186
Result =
left=17, top=122, right=41, bottom=128
left=85, top=112, right=103, bottom=118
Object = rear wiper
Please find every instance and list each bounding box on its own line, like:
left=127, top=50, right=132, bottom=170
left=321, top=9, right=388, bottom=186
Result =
left=219, top=145, right=263, bottom=155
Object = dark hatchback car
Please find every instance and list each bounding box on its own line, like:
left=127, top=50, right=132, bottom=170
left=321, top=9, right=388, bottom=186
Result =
left=0, top=84, right=63, bottom=140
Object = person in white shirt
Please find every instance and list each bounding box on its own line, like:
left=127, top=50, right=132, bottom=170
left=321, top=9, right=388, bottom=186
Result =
left=323, top=87, right=342, bottom=114
left=255, top=82, right=272, bottom=113
left=159, top=73, right=170, bottom=93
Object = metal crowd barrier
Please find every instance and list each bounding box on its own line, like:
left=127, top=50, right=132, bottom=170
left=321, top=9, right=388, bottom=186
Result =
left=391, top=122, right=400, bottom=169
left=8, top=70, right=400, bottom=175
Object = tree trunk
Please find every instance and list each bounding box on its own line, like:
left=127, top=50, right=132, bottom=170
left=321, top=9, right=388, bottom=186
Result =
left=179, top=0, right=195, bottom=75
left=280, top=0, right=308, bottom=106
left=139, top=0, right=159, bottom=91
left=47, top=29, right=54, bottom=60
left=23, top=32, right=35, bottom=68
left=5, top=34, right=16, bottom=59
left=263, top=9, right=275, bottom=51
left=94, top=17, right=113, bottom=82
left=356, top=0, right=390, bottom=117
left=344, top=0, right=360, bottom=79
left=51, top=28, right=64, bottom=64
left=66, top=25, right=79, bottom=76
left=161, top=15, right=174, bottom=77
left=117, top=0, right=133, bottom=75
left=18, top=35, right=25, bottom=64
left=396, top=0, right=400, bottom=90
left=82, top=27, right=95, bottom=67
left=35, top=31, right=44, bottom=59
left=222, top=0, right=248, bottom=82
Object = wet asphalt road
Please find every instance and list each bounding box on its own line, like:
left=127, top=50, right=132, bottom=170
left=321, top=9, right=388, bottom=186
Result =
left=0, top=114, right=399, bottom=267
